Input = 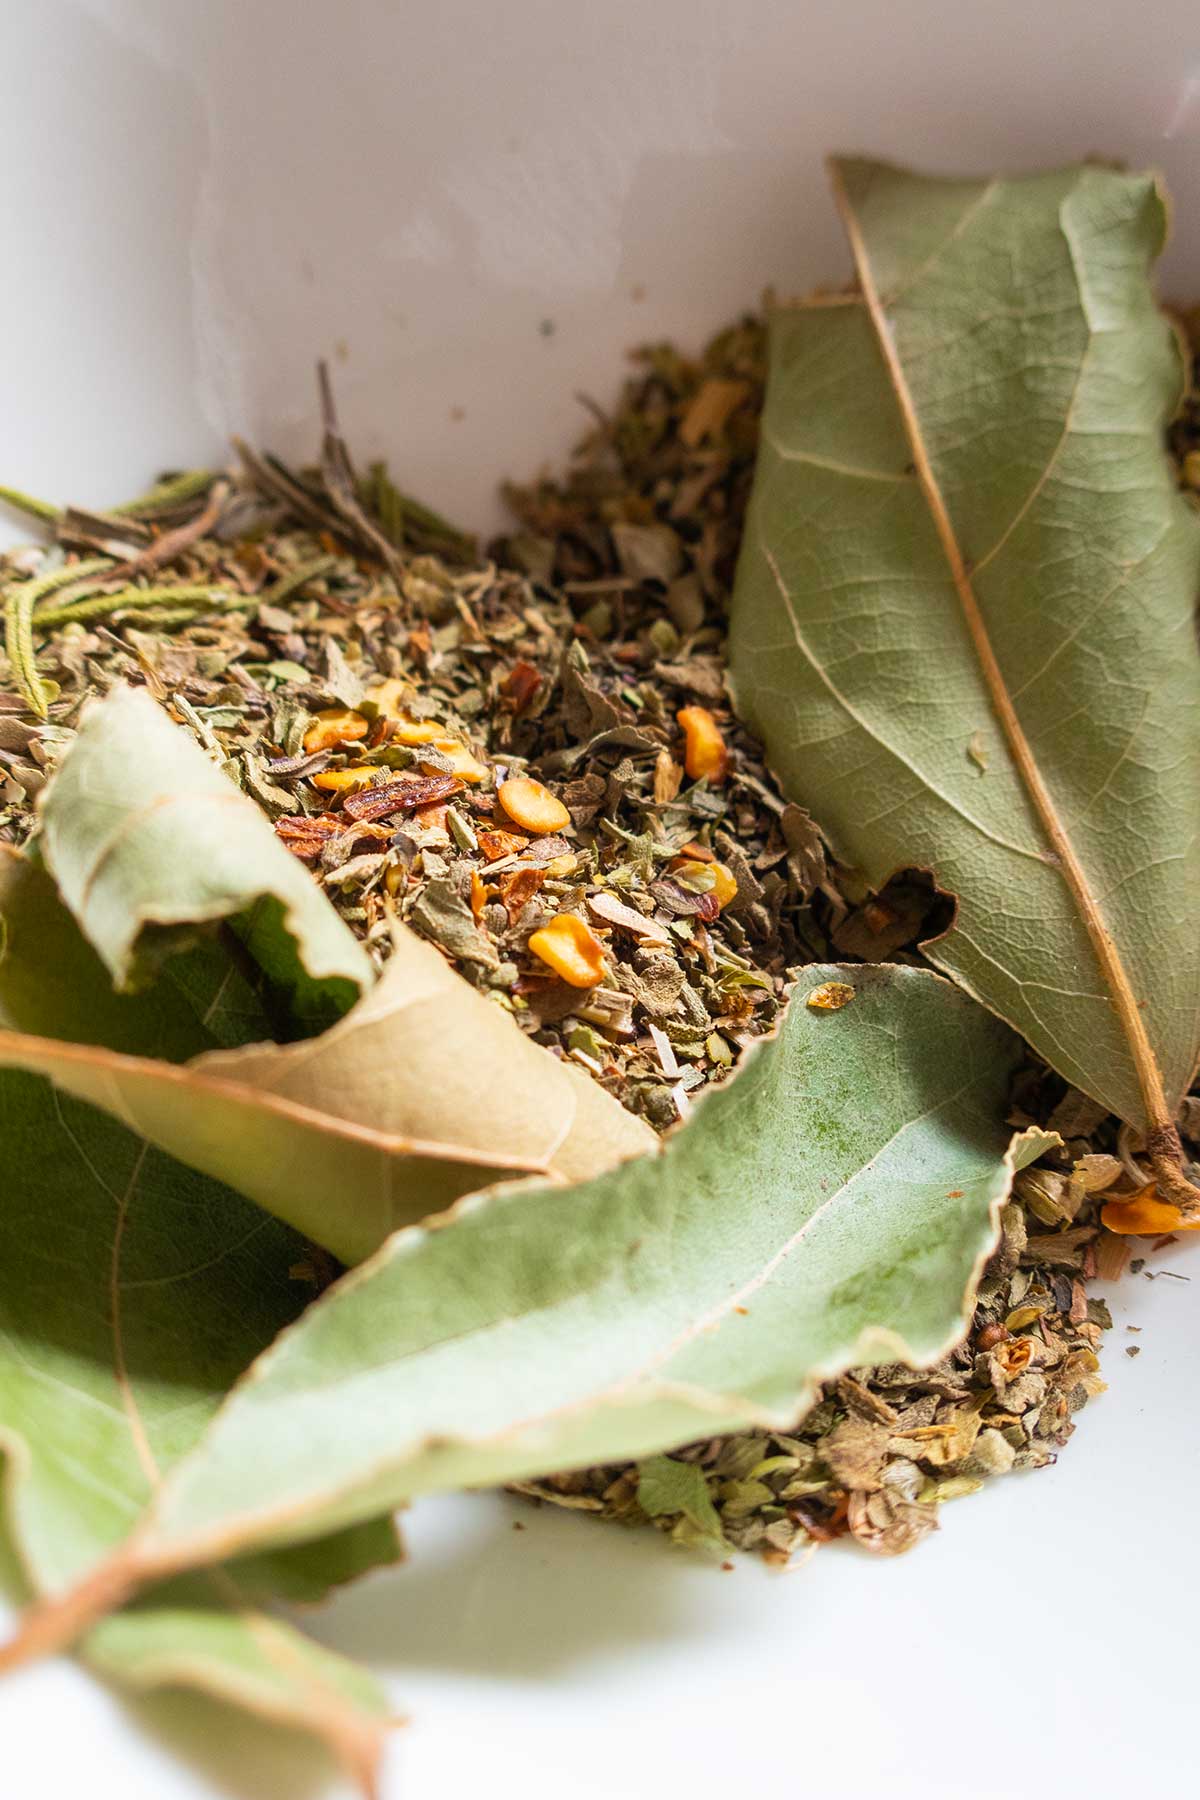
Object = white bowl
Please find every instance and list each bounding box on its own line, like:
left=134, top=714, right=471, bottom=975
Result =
left=2, top=3, right=1198, bottom=1797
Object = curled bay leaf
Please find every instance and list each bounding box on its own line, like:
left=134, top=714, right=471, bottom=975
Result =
left=0, top=926, right=654, bottom=1266
left=39, top=684, right=374, bottom=1029
left=730, top=160, right=1200, bottom=1206
left=0, top=846, right=274, bottom=1060
left=0, top=700, right=654, bottom=1263
left=0, top=1068, right=397, bottom=1792
left=0, top=966, right=1050, bottom=1641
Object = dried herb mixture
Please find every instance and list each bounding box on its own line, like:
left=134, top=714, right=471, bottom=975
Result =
left=2, top=311, right=1198, bottom=1569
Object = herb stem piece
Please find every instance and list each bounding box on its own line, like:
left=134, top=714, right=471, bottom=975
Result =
left=110, top=469, right=215, bottom=518
left=4, top=587, right=48, bottom=717
left=0, top=483, right=61, bottom=525
left=108, top=479, right=228, bottom=580
left=32, top=585, right=230, bottom=631
left=263, top=553, right=339, bottom=606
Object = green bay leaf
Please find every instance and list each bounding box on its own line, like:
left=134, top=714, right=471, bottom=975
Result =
left=39, top=684, right=373, bottom=1031
left=30, top=966, right=1048, bottom=1593
left=0, top=922, right=654, bottom=1266
left=0, top=1068, right=396, bottom=1785
left=0, top=847, right=273, bottom=1060
left=1, top=697, right=653, bottom=1263
left=729, top=160, right=1200, bottom=1168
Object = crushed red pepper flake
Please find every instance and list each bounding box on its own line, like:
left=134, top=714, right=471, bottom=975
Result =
left=342, top=773, right=463, bottom=820
left=499, top=659, right=543, bottom=713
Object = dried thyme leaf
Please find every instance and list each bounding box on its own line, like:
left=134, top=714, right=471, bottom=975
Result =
left=637, top=1456, right=728, bottom=1555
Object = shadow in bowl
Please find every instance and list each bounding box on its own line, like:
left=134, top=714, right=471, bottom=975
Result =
left=294, top=1490, right=775, bottom=1684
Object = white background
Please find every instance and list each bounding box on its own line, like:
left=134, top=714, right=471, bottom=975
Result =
left=1, top=2, right=1198, bottom=1795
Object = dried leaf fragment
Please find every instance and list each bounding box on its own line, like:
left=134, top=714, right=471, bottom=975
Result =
left=586, top=890, right=673, bottom=947
left=653, top=750, right=683, bottom=805
left=679, top=377, right=750, bottom=448
left=499, top=660, right=543, bottom=713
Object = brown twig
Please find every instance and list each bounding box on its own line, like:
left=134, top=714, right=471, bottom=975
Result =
left=105, top=479, right=229, bottom=581
left=317, top=362, right=405, bottom=582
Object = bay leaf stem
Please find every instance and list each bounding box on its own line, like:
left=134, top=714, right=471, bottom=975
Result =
left=0, top=1551, right=147, bottom=1673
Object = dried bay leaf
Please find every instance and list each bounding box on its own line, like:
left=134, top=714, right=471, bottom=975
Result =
left=0, top=1068, right=396, bottom=1791
left=83, top=1583, right=392, bottom=1797
left=39, top=685, right=373, bottom=1031
left=730, top=160, right=1200, bottom=1204
left=0, top=702, right=654, bottom=1264
left=0, top=930, right=654, bottom=1266
left=3, top=967, right=1051, bottom=1632
left=0, top=847, right=273, bottom=1060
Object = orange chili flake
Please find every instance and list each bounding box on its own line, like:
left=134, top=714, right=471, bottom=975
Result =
left=477, top=827, right=530, bottom=862
left=274, top=814, right=339, bottom=860
left=806, top=980, right=856, bottom=1011
left=343, top=774, right=462, bottom=820
left=498, top=776, right=571, bottom=834
left=469, top=870, right=488, bottom=924
left=995, top=1337, right=1033, bottom=1378
left=1100, top=1186, right=1200, bottom=1236
left=410, top=800, right=450, bottom=832
left=311, top=765, right=375, bottom=795
left=363, top=677, right=409, bottom=717
left=303, top=707, right=370, bottom=754
left=422, top=741, right=488, bottom=784
left=708, top=862, right=738, bottom=910
left=672, top=856, right=738, bottom=913
left=499, top=659, right=543, bottom=714
left=801, top=1493, right=852, bottom=1542
left=676, top=705, right=729, bottom=783
left=495, top=866, right=545, bottom=922
left=528, top=913, right=607, bottom=987
left=392, top=719, right=451, bottom=746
